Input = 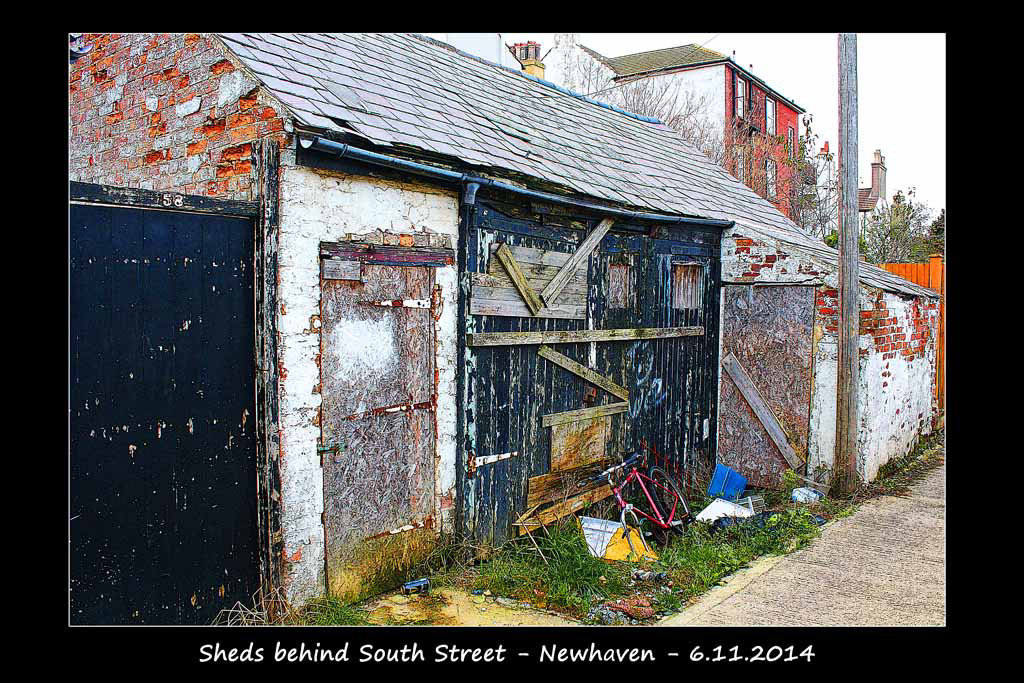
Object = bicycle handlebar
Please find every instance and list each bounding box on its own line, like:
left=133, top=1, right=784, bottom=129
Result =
left=577, top=452, right=645, bottom=488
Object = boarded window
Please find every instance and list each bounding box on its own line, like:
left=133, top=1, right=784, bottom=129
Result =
left=608, top=264, right=632, bottom=308
left=672, top=264, right=701, bottom=310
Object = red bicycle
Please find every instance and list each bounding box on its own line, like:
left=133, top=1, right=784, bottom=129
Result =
left=579, top=452, right=692, bottom=552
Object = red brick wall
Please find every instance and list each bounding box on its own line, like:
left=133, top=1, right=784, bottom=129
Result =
left=857, top=290, right=937, bottom=363
left=723, top=64, right=802, bottom=222
left=69, top=33, right=290, bottom=200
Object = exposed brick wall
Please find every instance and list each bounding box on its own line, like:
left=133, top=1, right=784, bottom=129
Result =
left=723, top=232, right=827, bottom=283
left=69, top=33, right=291, bottom=200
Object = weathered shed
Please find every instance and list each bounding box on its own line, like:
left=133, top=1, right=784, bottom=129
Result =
left=69, top=32, right=940, bottom=621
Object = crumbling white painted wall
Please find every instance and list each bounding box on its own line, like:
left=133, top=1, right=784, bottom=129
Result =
left=654, top=65, right=726, bottom=140
left=276, top=164, right=459, bottom=605
left=720, top=227, right=939, bottom=486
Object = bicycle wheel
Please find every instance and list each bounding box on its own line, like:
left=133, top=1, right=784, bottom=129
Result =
left=646, top=466, right=691, bottom=544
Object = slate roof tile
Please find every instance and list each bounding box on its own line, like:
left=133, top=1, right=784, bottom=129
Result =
left=215, top=32, right=934, bottom=298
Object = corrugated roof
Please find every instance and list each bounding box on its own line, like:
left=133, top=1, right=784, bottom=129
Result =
left=214, top=32, right=935, bottom=299
left=581, top=43, right=728, bottom=77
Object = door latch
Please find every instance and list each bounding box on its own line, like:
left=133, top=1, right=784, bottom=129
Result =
left=317, top=442, right=345, bottom=466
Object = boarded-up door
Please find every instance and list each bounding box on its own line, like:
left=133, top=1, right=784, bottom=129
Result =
left=70, top=201, right=258, bottom=624
left=319, top=261, right=437, bottom=601
left=718, top=285, right=814, bottom=487
left=460, top=200, right=721, bottom=546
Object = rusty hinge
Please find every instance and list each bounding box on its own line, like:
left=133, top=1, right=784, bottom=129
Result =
left=467, top=450, right=517, bottom=478
left=321, top=511, right=326, bottom=527
left=364, top=516, right=434, bottom=541
left=358, top=299, right=430, bottom=309
left=340, top=396, right=433, bottom=422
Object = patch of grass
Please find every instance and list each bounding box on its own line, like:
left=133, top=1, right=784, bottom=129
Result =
left=291, top=597, right=370, bottom=626
left=470, top=521, right=634, bottom=618
left=655, top=506, right=821, bottom=603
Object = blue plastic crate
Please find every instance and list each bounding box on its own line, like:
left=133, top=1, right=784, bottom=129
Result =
left=707, top=464, right=747, bottom=501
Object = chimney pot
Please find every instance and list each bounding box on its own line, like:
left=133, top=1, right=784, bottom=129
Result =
left=515, top=40, right=545, bottom=79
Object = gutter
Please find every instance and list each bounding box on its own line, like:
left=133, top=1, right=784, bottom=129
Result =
left=298, top=135, right=735, bottom=230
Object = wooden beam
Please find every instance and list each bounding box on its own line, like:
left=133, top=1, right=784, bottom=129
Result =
left=527, top=460, right=612, bottom=508
left=722, top=352, right=802, bottom=470
left=515, top=485, right=612, bottom=535
left=836, top=33, right=860, bottom=493
left=70, top=180, right=259, bottom=217
left=495, top=243, right=543, bottom=315
left=542, top=402, right=628, bottom=428
left=541, top=218, right=614, bottom=305
left=538, top=345, right=629, bottom=400
left=467, top=326, right=703, bottom=347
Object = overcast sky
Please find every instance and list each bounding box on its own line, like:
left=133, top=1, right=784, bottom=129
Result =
left=496, top=33, right=945, bottom=213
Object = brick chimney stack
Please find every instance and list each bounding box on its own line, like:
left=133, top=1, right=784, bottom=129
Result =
left=870, top=149, right=886, bottom=202
left=513, top=41, right=545, bottom=79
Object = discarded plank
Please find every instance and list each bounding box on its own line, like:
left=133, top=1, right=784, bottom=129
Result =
left=541, top=218, right=613, bottom=305
left=515, top=485, right=612, bottom=535
left=722, top=352, right=803, bottom=469
left=468, top=326, right=703, bottom=347
left=538, top=345, right=629, bottom=401
left=527, top=460, right=612, bottom=508
left=495, top=243, right=543, bottom=315
left=541, top=402, right=628, bottom=428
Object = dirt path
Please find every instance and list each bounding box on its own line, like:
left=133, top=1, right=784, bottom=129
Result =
left=363, top=588, right=576, bottom=626
left=661, top=457, right=945, bottom=626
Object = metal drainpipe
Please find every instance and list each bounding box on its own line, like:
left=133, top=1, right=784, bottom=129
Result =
left=298, top=135, right=734, bottom=231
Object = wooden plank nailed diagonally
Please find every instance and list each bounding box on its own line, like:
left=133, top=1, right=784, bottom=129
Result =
left=541, top=402, right=629, bottom=428
left=537, top=345, right=629, bottom=401
left=541, top=218, right=614, bottom=305
left=722, top=352, right=803, bottom=470
left=467, top=326, right=704, bottom=347
left=495, top=243, right=543, bottom=315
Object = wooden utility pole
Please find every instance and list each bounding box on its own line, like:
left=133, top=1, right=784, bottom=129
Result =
left=835, top=33, right=860, bottom=494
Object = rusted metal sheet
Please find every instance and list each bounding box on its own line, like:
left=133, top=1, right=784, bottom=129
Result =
left=320, top=263, right=437, bottom=602
left=718, top=285, right=814, bottom=487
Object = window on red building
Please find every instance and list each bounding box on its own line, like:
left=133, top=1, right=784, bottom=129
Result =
left=734, top=145, right=747, bottom=182
left=735, top=76, right=746, bottom=119
left=766, top=159, right=777, bottom=199
left=766, top=98, right=776, bottom=136
left=787, top=126, right=795, bottom=160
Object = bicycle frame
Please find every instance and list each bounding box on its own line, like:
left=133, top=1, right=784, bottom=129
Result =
left=609, top=465, right=683, bottom=530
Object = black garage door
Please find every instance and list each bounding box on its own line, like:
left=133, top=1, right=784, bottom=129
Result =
left=70, top=202, right=259, bottom=624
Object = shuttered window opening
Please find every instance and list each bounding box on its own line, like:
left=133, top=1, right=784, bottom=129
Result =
left=672, top=263, right=702, bottom=310
left=608, top=264, right=632, bottom=308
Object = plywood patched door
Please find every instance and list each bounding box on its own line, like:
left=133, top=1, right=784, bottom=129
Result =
left=319, top=263, right=437, bottom=601
left=718, top=285, right=814, bottom=487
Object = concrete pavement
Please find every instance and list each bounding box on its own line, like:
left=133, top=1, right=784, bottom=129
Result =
left=661, top=455, right=945, bottom=626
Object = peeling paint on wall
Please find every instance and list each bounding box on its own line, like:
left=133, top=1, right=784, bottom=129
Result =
left=276, top=164, right=458, bottom=606
left=721, top=227, right=939, bottom=486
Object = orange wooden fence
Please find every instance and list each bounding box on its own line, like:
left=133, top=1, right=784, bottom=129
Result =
left=880, top=255, right=945, bottom=411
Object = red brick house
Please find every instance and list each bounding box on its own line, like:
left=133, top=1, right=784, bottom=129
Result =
left=579, top=44, right=806, bottom=221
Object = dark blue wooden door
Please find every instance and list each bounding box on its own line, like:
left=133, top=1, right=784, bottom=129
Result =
left=70, top=203, right=258, bottom=624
